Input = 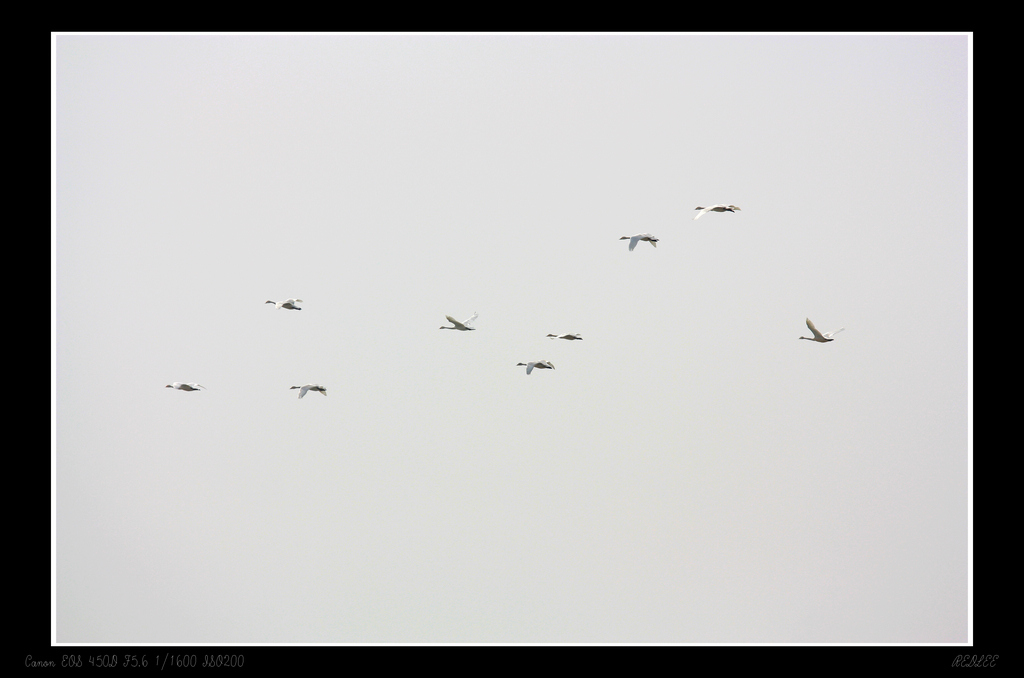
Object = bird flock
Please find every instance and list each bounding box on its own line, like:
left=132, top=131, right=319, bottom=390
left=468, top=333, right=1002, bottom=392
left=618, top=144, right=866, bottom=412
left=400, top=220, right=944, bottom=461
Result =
left=167, top=204, right=845, bottom=393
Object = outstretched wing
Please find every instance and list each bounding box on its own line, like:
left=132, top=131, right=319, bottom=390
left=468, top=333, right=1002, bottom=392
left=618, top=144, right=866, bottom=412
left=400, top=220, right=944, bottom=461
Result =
left=462, top=312, right=478, bottom=327
left=825, top=327, right=845, bottom=339
left=805, top=318, right=826, bottom=341
left=298, top=385, right=310, bottom=399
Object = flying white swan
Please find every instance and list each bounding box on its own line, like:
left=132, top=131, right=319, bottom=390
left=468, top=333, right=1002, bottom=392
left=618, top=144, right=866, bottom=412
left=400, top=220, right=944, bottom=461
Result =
left=546, top=333, right=582, bottom=340
left=165, top=382, right=205, bottom=391
left=693, top=205, right=741, bottom=220
left=266, top=298, right=303, bottom=310
left=516, top=360, right=555, bottom=375
left=440, top=312, right=478, bottom=331
left=290, top=384, right=327, bottom=398
left=619, top=233, right=659, bottom=251
left=799, top=318, right=845, bottom=343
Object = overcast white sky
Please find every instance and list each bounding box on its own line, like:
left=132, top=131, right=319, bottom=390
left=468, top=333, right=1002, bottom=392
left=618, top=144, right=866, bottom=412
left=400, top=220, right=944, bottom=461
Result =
left=53, top=33, right=971, bottom=643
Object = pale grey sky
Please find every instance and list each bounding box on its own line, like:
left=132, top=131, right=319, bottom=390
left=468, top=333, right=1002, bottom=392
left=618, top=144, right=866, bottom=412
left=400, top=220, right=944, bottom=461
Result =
left=54, top=33, right=971, bottom=643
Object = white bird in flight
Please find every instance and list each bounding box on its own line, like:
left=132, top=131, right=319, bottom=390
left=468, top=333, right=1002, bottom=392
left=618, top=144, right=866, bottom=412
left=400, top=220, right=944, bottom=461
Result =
left=516, top=360, right=555, bottom=375
left=799, top=318, right=845, bottom=343
left=440, top=312, right=478, bottom=331
left=619, top=233, right=659, bottom=251
left=290, top=384, right=327, bottom=398
left=693, top=204, right=741, bottom=220
left=546, top=333, right=582, bottom=340
left=165, top=382, right=205, bottom=391
left=266, top=298, right=303, bottom=310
